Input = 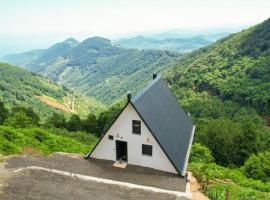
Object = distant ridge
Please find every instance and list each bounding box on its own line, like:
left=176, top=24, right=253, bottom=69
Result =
left=2, top=37, right=178, bottom=104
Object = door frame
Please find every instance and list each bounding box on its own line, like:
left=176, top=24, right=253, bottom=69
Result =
left=115, top=140, right=128, bottom=162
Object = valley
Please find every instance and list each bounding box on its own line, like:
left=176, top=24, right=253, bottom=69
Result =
left=0, top=62, right=104, bottom=119
left=2, top=37, right=178, bottom=104
left=0, top=16, right=270, bottom=200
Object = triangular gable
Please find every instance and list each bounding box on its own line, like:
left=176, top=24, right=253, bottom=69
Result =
left=85, top=102, right=129, bottom=158
left=86, top=103, right=178, bottom=174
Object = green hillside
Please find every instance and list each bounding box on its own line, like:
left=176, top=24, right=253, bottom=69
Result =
left=0, top=62, right=104, bottom=119
left=162, top=18, right=270, bottom=199
left=165, top=18, right=270, bottom=114
left=0, top=126, right=96, bottom=156
left=3, top=37, right=178, bottom=104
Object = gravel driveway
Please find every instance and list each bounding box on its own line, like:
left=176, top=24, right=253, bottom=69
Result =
left=0, top=153, right=187, bottom=200
left=0, top=169, right=177, bottom=200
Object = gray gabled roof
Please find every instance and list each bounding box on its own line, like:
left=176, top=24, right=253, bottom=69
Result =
left=130, top=75, right=195, bottom=176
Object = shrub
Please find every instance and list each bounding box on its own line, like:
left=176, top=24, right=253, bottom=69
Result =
left=4, top=112, right=35, bottom=128
left=190, top=143, right=214, bottom=163
left=0, top=101, right=9, bottom=125
left=243, top=152, right=270, bottom=182
left=0, top=126, right=96, bottom=155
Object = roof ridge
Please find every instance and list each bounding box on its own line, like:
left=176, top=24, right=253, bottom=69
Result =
left=131, top=74, right=161, bottom=103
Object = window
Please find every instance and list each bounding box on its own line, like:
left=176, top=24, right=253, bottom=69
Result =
left=108, top=135, right=113, bottom=140
left=142, top=144, right=152, bottom=156
left=132, top=120, right=141, bottom=134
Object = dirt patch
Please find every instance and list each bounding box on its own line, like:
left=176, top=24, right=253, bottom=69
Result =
left=190, top=173, right=209, bottom=200
left=35, top=95, right=70, bottom=112
left=22, top=147, right=42, bottom=156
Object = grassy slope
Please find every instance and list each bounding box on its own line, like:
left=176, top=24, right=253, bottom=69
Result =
left=160, top=19, right=270, bottom=200
left=0, top=126, right=97, bottom=156
left=189, top=162, right=270, bottom=199
left=0, top=62, right=67, bottom=119
left=0, top=62, right=104, bottom=119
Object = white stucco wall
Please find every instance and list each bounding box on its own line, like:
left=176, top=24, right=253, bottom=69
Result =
left=90, top=103, right=178, bottom=174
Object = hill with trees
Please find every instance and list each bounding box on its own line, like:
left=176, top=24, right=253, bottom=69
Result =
left=161, top=18, right=270, bottom=199
left=165, top=18, right=270, bottom=115
left=0, top=62, right=104, bottom=119
left=2, top=37, right=178, bottom=104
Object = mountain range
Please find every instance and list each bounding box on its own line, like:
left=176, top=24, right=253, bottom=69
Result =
left=2, top=19, right=270, bottom=113
left=115, top=35, right=211, bottom=53
left=2, top=37, right=178, bottom=104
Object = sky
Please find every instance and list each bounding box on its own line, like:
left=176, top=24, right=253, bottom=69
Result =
left=0, top=0, right=270, bottom=55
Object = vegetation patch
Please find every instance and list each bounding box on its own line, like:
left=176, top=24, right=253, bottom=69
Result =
left=0, top=126, right=96, bottom=156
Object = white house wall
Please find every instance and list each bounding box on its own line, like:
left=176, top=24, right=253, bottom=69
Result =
left=90, top=103, right=178, bottom=174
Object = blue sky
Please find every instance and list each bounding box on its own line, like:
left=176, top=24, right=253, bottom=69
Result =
left=0, top=0, right=270, bottom=55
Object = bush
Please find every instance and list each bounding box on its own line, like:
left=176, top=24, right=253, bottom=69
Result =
left=190, top=143, right=214, bottom=163
left=0, top=101, right=9, bottom=125
left=66, top=114, right=84, bottom=132
left=189, top=162, right=270, bottom=199
left=45, top=113, right=66, bottom=128
left=0, top=126, right=96, bottom=155
left=83, top=113, right=100, bottom=136
left=243, top=152, right=270, bottom=182
left=4, top=112, right=35, bottom=128
left=11, top=106, right=40, bottom=126
left=197, top=118, right=262, bottom=167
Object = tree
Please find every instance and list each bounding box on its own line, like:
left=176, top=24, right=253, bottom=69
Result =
left=66, top=114, right=83, bottom=132
left=4, top=111, right=34, bottom=128
left=190, top=143, right=214, bottom=164
left=0, top=101, right=9, bottom=125
left=46, top=113, right=66, bottom=128
left=243, top=152, right=270, bottom=182
left=83, top=113, right=100, bottom=136
left=98, top=105, right=122, bottom=135
left=197, top=119, right=243, bottom=167
left=11, top=106, right=40, bottom=126
left=197, top=118, right=264, bottom=167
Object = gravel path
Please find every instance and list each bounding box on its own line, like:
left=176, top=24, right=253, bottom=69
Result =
left=0, top=169, right=177, bottom=200
left=5, top=153, right=186, bottom=191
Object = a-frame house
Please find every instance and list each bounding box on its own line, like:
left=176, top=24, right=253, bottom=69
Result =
left=86, top=74, right=195, bottom=176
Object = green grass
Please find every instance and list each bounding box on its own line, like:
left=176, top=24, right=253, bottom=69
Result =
left=0, top=126, right=97, bottom=156
left=189, top=162, right=270, bottom=200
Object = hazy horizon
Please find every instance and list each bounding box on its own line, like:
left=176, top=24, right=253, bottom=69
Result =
left=1, top=0, right=269, bottom=56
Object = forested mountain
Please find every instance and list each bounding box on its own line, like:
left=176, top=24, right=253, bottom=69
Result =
left=115, top=35, right=211, bottom=52
left=154, top=19, right=270, bottom=198
left=3, top=37, right=178, bottom=104
left=0, top=62, right=104, bottom=119
left=165, top=18, right=270, bottom=115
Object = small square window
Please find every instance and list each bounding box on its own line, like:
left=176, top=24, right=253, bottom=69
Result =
left=142, top=144, right=152, bottom=156
left=108, top=135, right=113, bottom=140
left=132, top=120, right=141, bottom=135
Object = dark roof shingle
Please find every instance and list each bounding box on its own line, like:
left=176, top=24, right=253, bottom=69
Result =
left=131, top=75, right=194, bottom=176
